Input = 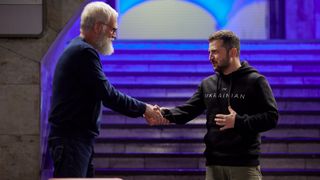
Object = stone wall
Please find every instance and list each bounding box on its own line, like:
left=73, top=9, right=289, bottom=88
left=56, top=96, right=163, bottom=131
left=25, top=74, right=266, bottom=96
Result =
left=0, top=1, right=84, bottom=179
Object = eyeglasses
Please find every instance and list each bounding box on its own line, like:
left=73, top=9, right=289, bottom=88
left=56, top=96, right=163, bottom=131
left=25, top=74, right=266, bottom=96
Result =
left=100, top=22, right=117, bottom=34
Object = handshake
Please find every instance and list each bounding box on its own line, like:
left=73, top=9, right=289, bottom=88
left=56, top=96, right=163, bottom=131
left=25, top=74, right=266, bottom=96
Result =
left=143, top=104, right=170, bottom=126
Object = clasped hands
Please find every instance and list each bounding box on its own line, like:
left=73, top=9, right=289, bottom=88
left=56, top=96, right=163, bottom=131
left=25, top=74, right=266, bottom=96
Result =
left=143, top=104, right=237, bottom=129
left=143, top=104, right=170, bottom=126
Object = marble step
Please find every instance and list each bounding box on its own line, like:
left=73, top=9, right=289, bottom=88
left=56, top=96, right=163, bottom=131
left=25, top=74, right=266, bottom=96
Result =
left=104, top=71, right=320, bottom=78
left=104, top=101, right=320, bottom=112
left=109, top=81, right=320, bottom=87
left=101, top=112, right=320, bottom=126
left=94, top=168, right=320, bottom=180
left=93, top=152, right=320, bottom=170
left=106, top=76, right=320, bottom=86
left=102, top=98, right=320, bottom=111
left=103, top=87, right=320, bottom=99
left=102, top=52, right=320, bottom=62
left=103, top=95, right=320, bottom=104
left=103, top=59, right=320, bottom=64
left=99, top=124, right=320, bottom=138
left=111, top=40, right=320, bottom=51
left=102, top=62, right=320, bottom=73
left=101, top=112, right=320, bottom=125
left=111, top=84, right=320, bottom=97
left=94, top=137, right=320, bottom=154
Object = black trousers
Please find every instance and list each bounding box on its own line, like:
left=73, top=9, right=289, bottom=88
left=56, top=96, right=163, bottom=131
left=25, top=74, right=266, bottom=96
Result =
left=48, top=137, right=95, bottom=178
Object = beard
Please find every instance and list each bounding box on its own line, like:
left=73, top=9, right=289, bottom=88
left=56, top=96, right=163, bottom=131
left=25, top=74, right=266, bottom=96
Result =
left=96, top=33, right=114, bottom=55
left=213, top=54, right=230, bottom=73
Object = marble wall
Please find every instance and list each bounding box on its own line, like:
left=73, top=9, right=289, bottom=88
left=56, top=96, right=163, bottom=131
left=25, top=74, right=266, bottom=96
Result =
left=0, top=1, right=84, bottom=179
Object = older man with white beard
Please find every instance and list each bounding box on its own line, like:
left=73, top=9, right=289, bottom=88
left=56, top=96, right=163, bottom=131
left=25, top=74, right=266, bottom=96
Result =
left=47, top=1, right=166, bottom=178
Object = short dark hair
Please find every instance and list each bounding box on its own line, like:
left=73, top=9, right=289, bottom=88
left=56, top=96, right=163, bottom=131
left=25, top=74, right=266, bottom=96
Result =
left=208, top=30, right=240, bottom=56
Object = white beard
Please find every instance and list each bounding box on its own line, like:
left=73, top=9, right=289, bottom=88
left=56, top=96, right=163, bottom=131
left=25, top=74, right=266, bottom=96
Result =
left=96, top=34, right=114, bottom=55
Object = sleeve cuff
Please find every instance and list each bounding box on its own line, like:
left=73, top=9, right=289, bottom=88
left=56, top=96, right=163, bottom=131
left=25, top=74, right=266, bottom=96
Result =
left=161, top=109, right=176, bottom=123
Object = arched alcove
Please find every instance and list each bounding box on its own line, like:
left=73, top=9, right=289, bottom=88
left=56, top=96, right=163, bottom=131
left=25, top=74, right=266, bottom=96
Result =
left=117, top=0, right=268, bottom=40
left=118, top=0, right=216, bottom=39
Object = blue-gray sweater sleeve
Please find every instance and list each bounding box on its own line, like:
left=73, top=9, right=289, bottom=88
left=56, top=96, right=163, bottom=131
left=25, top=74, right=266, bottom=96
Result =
left=80, top=48, right=146, bottom=117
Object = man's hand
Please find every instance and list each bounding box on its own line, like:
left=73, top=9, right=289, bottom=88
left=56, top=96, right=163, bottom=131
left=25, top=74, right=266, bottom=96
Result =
left=144, top=104, right=170, bottom=126
left=215, top=106, right=237, bottom=131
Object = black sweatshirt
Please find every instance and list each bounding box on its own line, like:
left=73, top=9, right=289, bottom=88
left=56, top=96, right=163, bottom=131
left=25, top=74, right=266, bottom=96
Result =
left=48, top=37, right=146, bottom=138
left=162, top=61, right=278, bottom=166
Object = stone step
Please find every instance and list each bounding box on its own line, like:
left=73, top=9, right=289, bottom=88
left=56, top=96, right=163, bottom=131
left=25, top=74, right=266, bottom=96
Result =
left=103, top=109, right=320, bottom=116
left=94, top=137, right=320, bottom=154
left=104, top=70, right=320, bottom=77
left=105, top=87, right=320, bottom=99
left=99, top=124, right=320, bottom=138
left=102, top=98, right=320, bottom=111
left=103, top=59, right=320, bottom=65
left=112, top=84, right=320, bottom=88
left=104, top=90, right=320, bottom=101
left=112, top=101, right=320, bottom=111
left=102, top=109, right=320, bottom=125
left=104, top=71, right=320, bottom=78
left=102, top=94, right=320, bottom=101
left=111, top=84, right=320, bottom=97
left=103, top=52, right=320, bottom=62
left=103, top=63, right=320, bottom=73
left=101, top=112, right=320, bottom=126
left=106, top=76, right=320, bottom=86
left=93, top=152, right=320, bottom=169
left=41, top=168, right=320, bottom=180
left=102, top=60, right=320, bottom=75
left=111, top=40, right=320, bottom=51
left=110, top=82, right=320, bottom=88
left=94, top=168, right=320, bottom=180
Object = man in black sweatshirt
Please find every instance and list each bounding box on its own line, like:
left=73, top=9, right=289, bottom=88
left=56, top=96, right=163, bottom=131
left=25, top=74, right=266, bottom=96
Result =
left=161, top=30, right=278, bottom=180
left=48, top=1, right=166, bottom=178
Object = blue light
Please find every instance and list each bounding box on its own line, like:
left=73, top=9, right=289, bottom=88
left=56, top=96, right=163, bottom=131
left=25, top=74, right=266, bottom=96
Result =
left=119, top=0, right=262, bottom=28
left=119, top=0, right=147, bottom=15
left=186, top=0, right=235, bottom=28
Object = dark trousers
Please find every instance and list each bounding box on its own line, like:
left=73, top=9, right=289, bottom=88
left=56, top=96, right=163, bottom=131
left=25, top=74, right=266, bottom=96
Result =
left=48, top=137, right=95, bottom=178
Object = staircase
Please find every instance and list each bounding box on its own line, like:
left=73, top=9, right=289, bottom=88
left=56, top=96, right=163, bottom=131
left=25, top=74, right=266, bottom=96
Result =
left=94, top=40, right=320, bottom=180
